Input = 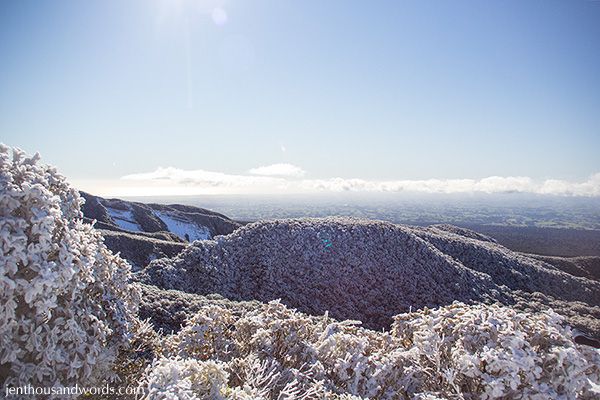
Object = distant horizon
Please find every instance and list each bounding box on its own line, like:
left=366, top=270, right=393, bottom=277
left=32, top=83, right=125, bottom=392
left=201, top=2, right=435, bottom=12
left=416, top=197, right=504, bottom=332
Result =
left=70, top=165, right=600, bottom=197
left=103, top=187, right=600, bottom=231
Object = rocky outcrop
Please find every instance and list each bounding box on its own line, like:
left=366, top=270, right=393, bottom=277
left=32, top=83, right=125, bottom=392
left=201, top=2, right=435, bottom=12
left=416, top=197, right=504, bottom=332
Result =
left=80, top=192, right=243, bottom=269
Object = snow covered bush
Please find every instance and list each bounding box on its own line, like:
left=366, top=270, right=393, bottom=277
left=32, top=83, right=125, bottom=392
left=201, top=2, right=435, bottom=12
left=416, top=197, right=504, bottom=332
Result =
left=391, top=302, right=600, bottom=399
left=137, top=300, right=600, bottom=399
left=139, top=357, right=229, bottom=400
left=0, top=145, right=140, bottom=387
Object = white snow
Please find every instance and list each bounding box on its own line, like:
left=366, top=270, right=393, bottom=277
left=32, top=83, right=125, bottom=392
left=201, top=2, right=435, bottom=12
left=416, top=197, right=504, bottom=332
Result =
left=105, top=206, right=143, bottom=232
left=154, top=211, right=211, bottom=241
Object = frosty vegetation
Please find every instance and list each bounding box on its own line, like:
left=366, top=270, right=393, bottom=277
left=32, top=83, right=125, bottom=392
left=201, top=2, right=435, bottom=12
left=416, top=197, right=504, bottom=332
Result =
left=0, top=145, right=140, bottom=387
left=136, top=298, right=600, bottom=399
left=140, top=218, right=600, bottom=334
left=2, top=144, right=600, bottom=399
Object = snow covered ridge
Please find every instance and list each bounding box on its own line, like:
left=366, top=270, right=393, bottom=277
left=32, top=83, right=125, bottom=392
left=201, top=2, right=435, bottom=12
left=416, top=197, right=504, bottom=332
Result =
left=80, top=191, right=240, bottom=242
left=140, top=217, right=600, bottom=335
left=0, top=145, right=141, bottom=387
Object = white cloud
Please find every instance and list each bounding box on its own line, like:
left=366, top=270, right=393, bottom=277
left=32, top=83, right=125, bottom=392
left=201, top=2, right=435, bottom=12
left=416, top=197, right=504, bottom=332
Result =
left=537, top=173, right=600, bottom=196
left=123, top=166, right=284, bottom=186
left=301, top=174, right=600, bottom=196
left=120, top=167, right=289, bottom=195
left=300, top=177, right=534, bottom=194
left=119, top=167, right=600, bottom=197
left=248, top=163, right=306, bottom=178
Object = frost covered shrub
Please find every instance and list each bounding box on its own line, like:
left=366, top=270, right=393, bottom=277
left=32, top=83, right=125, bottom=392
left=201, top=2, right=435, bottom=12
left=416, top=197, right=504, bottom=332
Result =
left=141, top=300, right=411, bottom=399
left=139, top=357, right=229, bottom=400
left=392, top=302, right=600, bottom=399
left=139, top=355, right=336, bottom=400
left=0, top=145, right=140, bottom=387
left=174, top=305, right=236, bottom=360
left=413, top=226, right=600, bottom=306
left=138, top=301, right=600, bottom=400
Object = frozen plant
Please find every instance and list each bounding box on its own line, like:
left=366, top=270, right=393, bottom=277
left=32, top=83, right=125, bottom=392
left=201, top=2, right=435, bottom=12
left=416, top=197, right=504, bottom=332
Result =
left=139, top=356, right=229, bottom=400
left=137, top=300, right=600, bottom=399
left=0, top=144, right=140, bottom=387
left=392, top=302, right=600, bottom=399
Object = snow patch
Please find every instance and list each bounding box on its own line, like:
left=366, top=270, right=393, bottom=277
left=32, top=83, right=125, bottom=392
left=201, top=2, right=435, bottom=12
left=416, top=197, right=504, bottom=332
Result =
left=106, top=206, right=142, bottom=232
left=154, top=211, right=211, bottom=241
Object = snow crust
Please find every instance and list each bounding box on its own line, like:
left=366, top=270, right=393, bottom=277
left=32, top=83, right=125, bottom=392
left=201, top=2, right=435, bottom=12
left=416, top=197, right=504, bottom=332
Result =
left=154, top=211, right=211, bottom=241
left=106, top=206, right=143, bottom=232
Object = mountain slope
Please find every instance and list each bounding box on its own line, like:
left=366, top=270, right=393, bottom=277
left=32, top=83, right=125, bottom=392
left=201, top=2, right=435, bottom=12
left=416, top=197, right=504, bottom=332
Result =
left=524, top=253, right=600, bottom=281
left=139, top=217, right=600, bottom=335
left=81, top=191, right=241, bottom=240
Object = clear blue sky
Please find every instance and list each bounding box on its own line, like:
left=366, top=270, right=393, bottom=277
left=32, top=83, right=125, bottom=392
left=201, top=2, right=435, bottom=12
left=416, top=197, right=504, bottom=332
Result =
left=1, top=0, right=599, bottom=195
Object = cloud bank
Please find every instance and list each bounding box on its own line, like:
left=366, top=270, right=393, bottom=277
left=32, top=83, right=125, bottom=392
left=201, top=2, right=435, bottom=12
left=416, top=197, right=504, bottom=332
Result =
left=121, top=166, right=288, bottom=192
left=248, top=163, right=306, bottom=177
left=120, top=166, right=600, bottom=197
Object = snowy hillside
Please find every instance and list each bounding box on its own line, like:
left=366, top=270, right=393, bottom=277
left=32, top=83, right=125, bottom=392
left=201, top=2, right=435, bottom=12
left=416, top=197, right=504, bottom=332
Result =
left=153, top=210, right=211, bottom=241
left=80, top=191, right=240, bottom=241
left=105, top=205, right=143, bottom=232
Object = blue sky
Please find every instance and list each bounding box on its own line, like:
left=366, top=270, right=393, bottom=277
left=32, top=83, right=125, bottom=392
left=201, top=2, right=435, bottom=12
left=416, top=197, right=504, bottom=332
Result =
left=1, top=0, right=599, bottom=196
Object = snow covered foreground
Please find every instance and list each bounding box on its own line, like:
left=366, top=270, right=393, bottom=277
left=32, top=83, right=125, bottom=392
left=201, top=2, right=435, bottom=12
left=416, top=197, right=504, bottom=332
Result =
left=138, top=299, right=600, bottom=399
left=1, top=144, right=600, bottom=399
